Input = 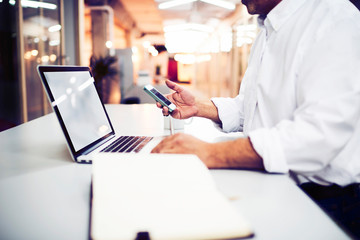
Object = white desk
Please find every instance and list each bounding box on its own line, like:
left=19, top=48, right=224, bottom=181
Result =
left=0, top=104, right=350, bottom=240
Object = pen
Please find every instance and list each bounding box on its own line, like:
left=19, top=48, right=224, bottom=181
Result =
left=169, top=116, right=174, bottom=135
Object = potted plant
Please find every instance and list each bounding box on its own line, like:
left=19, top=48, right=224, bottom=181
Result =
left=89, top=55, right=118, bottom=103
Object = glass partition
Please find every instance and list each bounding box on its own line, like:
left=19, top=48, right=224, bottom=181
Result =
left=21, top=0, right=62, bottom=120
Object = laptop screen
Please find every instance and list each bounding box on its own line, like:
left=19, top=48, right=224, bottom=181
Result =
left=43, top=70, right=112, bottom=152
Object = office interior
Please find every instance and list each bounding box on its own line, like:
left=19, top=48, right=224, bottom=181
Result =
left=0, top=0, right=359, bottom=132
left=0, top=0, right=256, bottom=132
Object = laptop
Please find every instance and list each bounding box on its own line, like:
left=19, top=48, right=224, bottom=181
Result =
left=37, top=65, right=162, bottom=163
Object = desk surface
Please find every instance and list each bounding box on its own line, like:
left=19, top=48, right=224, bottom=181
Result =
left=0, top=104, right=350, bottom=240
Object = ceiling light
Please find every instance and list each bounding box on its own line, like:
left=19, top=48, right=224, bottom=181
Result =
left=164, top=23, right=214, bottom=33
left=48, top=24, right=61, bottom=33
left=200, top=0, right=235, bottom=10
left=158, top=0, right=197, bottom=10
left=9, top=0, right=57, bottom=10
left=174, top=54, right=196, bottom=64
left=105, top=41, right=113, bottom=49
left=151, top=50, right=159, bottom=57
left=237, top=37, right=253, bottom=47
left=41, top=55, right=50, bottom=63
left=49, top=54, right=57, bottom=62
left=31, top=50, right=38, bottom=56
left=220, top=28, right=232, bottom=52
left=165, top=31, right=210, bottom=53
left=236, top=24, right=257, bottom=32
left=174, top=54, right=212, bottom=64
left=24, top=51, right=32, bottom=60
left=49, top=40, right=60, bottom=46
left=197, top=54, right=212, bottom=62
left=147, top=46, right=159, bottom=56
left=142, top=41, right=151, bottom=49
left=131, top=46, right=138, bottom=54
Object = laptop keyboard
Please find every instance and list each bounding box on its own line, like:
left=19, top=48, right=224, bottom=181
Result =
left=101, top=136, right=153, bottom=153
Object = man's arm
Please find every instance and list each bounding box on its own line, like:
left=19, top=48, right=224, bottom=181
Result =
left=154, top=80, right=263, bottom=169
left=210, top=137, right=264, bottom=170
left=195, top=99, right=221, bottom=124
left=152, top=132, right=264, bottom=170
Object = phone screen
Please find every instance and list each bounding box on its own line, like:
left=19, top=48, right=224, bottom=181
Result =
left=150, top=88, right=172, bottom=106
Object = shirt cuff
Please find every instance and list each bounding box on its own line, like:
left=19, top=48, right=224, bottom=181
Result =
left=211, top=97, right=244, bottom=133
left=248, top=128, right=289, bottom=173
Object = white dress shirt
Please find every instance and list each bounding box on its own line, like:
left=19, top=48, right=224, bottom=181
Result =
left=212, top=0, right=360, bottom=186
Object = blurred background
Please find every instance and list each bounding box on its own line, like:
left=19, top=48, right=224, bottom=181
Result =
left=0, top=0, right=359, bottom=131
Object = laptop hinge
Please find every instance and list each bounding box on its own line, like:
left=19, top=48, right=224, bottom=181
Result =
left=81, top=134, right=116, bottom=156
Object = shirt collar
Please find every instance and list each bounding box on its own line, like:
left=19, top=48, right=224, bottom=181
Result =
left=263, top=0, right=307, bottom=32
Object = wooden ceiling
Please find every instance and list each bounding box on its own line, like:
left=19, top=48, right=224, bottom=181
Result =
left=119, top=0, right=164, bottom=34
left=117, top=0, right=241, bottom=35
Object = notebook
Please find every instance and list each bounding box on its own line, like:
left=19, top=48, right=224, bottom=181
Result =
left=37, top=65, right=162, bottom=163
left=90, top=153, right=254, bottom=240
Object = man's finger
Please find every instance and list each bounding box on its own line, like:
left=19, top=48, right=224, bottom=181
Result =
left=152, top=136, right=172, bottom=153
left=156, top=102, right=162, bottom=108
left=162, top=106, right=169, bottom=116
left=166, top=79, right=183, bottom=93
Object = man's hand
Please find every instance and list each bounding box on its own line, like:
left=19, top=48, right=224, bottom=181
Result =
left=157, top=80, right=221, bottom=123
left=151, top=133, right=220, bottom=168
left=157, top=80, right=198, bottom=119
left=151, top=133, right=264, bottom=170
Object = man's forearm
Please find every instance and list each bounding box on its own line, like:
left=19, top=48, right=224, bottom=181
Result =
left=193, top=100, right=263, bottom=170
left=195, top=99, right=221, bottom=124
left=206, top=137, right=264, bottom=170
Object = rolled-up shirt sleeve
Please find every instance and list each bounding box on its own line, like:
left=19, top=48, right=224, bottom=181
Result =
left=211, top=96, right=244, bottom=133
left=211, top=79, right=247, bottom=133
left=249, top=93, right=360, bottom=175
left=248, top=128, right=288, bottom=173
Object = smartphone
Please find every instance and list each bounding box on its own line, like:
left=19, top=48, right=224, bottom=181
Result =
left=143, top=84, right=176, bottom=113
